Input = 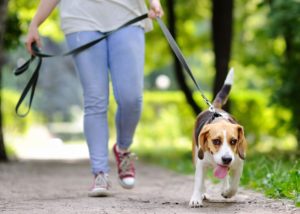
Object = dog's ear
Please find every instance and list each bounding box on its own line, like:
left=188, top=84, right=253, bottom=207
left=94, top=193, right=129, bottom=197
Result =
left=198, top=124, right=210, bottom=160
left=236, top=125, right=247, bottom=160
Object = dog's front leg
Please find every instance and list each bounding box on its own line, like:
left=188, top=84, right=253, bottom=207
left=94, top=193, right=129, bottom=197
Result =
left=222, top=174, right=230, bottom=193
left=222, top=161, right=244, bottom=198
left=189, top=159, right=206, bottom=208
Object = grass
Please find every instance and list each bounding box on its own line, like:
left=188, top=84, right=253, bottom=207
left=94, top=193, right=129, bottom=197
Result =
left=133, top=147, right=300, bottom=207
left=241, top=152, right=300, bottom=206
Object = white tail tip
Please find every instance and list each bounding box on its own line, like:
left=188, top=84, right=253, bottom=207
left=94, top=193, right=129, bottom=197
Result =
left=224, top=67, right=234, bottom=85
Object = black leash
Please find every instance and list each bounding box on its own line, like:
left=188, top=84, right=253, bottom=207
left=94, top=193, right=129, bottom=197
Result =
left=14, top=14, right=148, bottom=117
left=15, top=14, right=219, bottom=117
left=155, top=17, right=219, bottom=116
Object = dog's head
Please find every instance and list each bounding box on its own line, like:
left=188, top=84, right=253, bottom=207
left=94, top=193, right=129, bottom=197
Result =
left=197, top=120, right=247, bottom=166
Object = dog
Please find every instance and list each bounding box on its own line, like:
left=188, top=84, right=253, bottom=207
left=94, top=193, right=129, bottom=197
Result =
left=189, top=68, right=247, bottom=208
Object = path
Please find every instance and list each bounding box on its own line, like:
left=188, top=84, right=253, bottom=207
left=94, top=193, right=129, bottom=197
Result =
left=0, top=159, right=298, bottom=214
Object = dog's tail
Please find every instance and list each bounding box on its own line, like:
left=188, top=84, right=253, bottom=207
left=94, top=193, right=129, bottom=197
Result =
left=212, top=68, right=234, bottom=109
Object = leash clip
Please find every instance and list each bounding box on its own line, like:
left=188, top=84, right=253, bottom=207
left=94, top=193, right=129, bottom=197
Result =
left=208, top=105, right=216, bottom=113
left=209, top=105, right=223, bottom=119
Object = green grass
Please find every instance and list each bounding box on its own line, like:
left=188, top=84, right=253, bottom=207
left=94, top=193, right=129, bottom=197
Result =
left=134, top=147, right=300, bottom=207
left=241, top=152, right=300, bottom=207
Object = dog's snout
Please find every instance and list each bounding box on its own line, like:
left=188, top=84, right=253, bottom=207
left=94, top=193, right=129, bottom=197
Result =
left=222, top=156, right=232, bottom=165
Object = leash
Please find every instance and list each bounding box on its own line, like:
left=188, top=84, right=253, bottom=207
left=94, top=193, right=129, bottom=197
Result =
left=15, top=14, right=219, bottom=117
left=155, top=17, right=219, bottom=116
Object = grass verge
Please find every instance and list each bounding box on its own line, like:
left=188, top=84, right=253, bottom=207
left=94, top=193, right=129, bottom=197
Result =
left=134, top=147, right=300, bottom=207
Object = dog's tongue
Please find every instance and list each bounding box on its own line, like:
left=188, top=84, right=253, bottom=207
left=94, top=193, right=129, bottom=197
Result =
left=214, top=165, right=229, bottom=179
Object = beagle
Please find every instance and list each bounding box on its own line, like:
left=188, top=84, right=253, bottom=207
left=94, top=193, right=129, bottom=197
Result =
left=189, top=69, right=247, bottom=208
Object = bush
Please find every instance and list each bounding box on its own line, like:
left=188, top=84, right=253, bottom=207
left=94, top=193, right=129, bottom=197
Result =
left=127, top=90, right=293, bottom=152
left=2, top=89, right=41, bottom=134
left=231, top=91, right=292, bottom=143
left=107, top=91, right=195, bottom=152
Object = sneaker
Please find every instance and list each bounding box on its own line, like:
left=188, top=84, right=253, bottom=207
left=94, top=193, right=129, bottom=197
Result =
left=88, top=172, right=111, bottom=197
left=112, top=144, right=137, bottom=189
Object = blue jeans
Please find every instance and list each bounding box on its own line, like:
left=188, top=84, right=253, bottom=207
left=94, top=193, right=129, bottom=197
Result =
left=66, top=26, right=145, bottom=174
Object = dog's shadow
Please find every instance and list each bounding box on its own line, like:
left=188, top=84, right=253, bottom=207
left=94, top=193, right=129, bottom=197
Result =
left=201, top=194, right=249, bottom=207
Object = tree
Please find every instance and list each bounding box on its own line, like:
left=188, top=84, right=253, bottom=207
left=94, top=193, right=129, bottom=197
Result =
left=211, top=0, right=233, bottom=111
left=166, top=0, right=202, bottom=115
left=0, top=0, right=9, bottom=161
left=165, top=0, right=234, bottom=114
left=267, top=0, right=300, bottom=147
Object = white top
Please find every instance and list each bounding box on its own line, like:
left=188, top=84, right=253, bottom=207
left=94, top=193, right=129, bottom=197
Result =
left=59, top=0, right=153, bottom=35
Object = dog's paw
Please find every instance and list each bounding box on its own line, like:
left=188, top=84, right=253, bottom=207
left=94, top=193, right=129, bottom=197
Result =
left=189, top=195, right=203, bottom=208
left=221, top=188, right=237, bottom=198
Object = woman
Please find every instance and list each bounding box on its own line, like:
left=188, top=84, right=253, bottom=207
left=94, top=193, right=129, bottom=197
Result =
left=26, top=0, right=163, bottom=197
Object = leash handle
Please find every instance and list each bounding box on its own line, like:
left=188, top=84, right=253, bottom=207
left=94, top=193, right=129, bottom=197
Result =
left=15, top=56, right=42, bottom=117
left=155, top=17, right=216, bottom=113
left=14, top=13, right=149, bottom=117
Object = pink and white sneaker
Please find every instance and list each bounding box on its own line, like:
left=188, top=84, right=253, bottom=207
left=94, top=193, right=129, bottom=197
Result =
left=88, top=172, right=111, bottom=197
left=112, top=144, right=137, bottom=189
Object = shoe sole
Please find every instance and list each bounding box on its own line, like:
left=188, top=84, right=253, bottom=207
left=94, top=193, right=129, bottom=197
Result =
left=88, top=188, right=110, bottom=197
left=118, top=179, right=135, bottom=189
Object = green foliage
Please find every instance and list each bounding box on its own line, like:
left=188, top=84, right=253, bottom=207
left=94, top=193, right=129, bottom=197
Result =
left=2, top=89, right=41, bottom=134
left=7, top=0, right=63, bottom=46
left=3, top=12, right=22, bottom=50
left=146, top=0, right=214, bottom=77
left=114, top=91, right=295, bottom=154
left=138, top=91, right=195, bottom=143
left=232, top=0, right=300, bottom=145
left=241, top=153, right=300, bottom=207
left=231, top=91, right=292, bottom=142
left=5, top=142, right=16, bottom=158
left=108, top=91, right=195, bottom=148
left=266, top=0, right=300, bottom=143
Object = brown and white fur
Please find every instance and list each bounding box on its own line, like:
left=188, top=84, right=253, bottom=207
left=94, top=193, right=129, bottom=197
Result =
left=189, top=69, right=247, bottom=208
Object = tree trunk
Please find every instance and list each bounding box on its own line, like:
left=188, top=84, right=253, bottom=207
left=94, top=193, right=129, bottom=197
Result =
left=0, top=0, right=9, bottom=162
left=167, top=0, right=202, bottom=115
left=212, top=0, right=233, bottom=111
left=296, top=126, right=300, bottom=150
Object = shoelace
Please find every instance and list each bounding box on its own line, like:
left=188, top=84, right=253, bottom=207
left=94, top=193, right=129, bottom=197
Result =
left=95, top=173, right=111, bottom=189
left=119, top=153, right=137, bottom=177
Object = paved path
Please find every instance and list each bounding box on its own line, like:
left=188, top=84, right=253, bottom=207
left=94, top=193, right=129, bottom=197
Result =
left=0, top=159, right=298, bottom=214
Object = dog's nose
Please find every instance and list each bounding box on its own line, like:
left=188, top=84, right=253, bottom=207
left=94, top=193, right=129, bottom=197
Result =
left=222, top=156, right=232, bottom=165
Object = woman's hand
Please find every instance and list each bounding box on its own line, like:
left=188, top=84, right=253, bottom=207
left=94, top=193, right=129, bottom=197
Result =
left=148, top=0, right=164, bottom=19
left=25, top=22, right=42, bottom=55
left=24, top=0, right=59, bottom=55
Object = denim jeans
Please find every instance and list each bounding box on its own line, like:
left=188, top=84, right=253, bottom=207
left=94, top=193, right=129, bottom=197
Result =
left=66, top=26, right=145, bottom=174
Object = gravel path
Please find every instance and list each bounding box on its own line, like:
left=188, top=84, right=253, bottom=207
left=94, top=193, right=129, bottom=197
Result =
left=0, top=160, right=298, bottom=214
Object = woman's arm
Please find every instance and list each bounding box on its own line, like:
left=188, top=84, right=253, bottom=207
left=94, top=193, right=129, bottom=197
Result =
left=148, top=0, right=164, bottom=19
left=26, top=0, right=60, bottom=54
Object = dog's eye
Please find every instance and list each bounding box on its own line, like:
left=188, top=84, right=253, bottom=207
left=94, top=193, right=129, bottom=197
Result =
left=212, top=139, right=221, bottom=145
left=230, top=139, right=238, bottom=145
